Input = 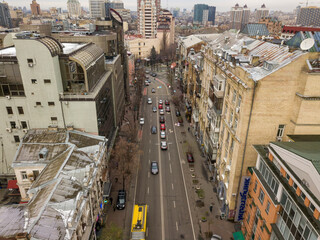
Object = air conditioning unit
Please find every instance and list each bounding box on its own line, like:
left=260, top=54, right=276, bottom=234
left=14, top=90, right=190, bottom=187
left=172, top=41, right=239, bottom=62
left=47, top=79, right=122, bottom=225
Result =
left=276, top=136, right=282, bottom=142
left=22, top=129, right=28, bottom=133
left=6, top=95, right=11, bottom=100
left=28, top=63, right=33, bottom=67
left=6, top=128, right=12, bottom=133
left=236, top=107, right=240, bottom=113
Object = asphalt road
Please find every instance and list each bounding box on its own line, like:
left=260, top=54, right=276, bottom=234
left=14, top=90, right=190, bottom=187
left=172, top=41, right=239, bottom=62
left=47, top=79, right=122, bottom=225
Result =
left=134, top=71, right=196, bottom=240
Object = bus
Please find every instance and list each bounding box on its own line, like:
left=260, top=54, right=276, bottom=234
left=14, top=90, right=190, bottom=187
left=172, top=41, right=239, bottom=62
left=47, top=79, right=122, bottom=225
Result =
left=131, top=204, right=148, bottom=240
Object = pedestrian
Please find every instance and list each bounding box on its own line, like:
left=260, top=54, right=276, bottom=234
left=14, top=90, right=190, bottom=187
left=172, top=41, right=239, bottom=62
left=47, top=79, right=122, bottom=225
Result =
left=188, top=127, right=190, bottom=132
left=109, top=197, right=113, bottom=205
left=113, top=204, right=116, bottom=211
left=209, top=204, right=213, bottom=213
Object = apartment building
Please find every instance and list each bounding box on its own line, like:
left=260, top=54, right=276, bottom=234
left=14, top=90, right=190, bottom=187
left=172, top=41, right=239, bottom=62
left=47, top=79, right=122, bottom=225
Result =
left=89, top=0, right=106, bottom=18
left=0, top=34, right=116, bottom=174
left=0, top=129, right=108, bottom=239
left=157, top=9, right=175, bottom=49
left=255, top=4, right=269, bottom=22
left=241, top=136, right=320, bottom=240
left=258, top=17, right=282, bottom=36
left=0, top=2, right=12, bottom=29
left=30, top=0, right=41, bottom=16
left=137, top=0, right=160, bottom=38
left=67, top=0, right=82, bottom=18
left=296, top=6, right=320, bottom=27
left=230, top=4, right=250, bottom=30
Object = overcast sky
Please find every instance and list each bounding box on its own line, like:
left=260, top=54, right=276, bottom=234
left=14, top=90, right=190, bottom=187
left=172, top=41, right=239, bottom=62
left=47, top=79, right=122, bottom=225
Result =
left=7, top=0, right=320, bottom=12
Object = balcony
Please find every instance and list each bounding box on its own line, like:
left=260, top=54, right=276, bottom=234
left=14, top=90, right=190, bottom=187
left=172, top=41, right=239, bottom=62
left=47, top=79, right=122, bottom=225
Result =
left=213, top=74, right=225, bottom=98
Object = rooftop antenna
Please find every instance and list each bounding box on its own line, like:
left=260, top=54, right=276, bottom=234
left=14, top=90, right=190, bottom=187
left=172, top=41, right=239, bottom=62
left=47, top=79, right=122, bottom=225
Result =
left=300, top=38, right=315, bottom=51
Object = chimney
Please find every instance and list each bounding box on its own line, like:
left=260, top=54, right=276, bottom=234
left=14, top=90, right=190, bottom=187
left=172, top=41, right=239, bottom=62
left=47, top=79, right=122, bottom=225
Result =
left=250, top=55, right=260, bottom=66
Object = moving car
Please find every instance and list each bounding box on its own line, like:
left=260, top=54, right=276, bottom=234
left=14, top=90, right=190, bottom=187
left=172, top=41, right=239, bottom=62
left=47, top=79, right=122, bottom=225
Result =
left=165, top=106, right=170, bottom=112
left=186, top=152, right=194, bottom=163
left=145, top=81, right=149, bottom=86
left=145, top=70, right=150, bottom=74
left=151, top=161, right=159, bottom=174
left=160, top=131, right=166, bottom=139
left=159, top=116, right=165, bottom=123
left=152, top=88, right=156, bottom=93
left=160, top=141, right=167, bottom=150
left=175, top=110, right=181, bottom=117
left=147, top=98, right=152, bottom=104
left=153, top=106, right=157, bottom=112
left=139, top=118, right=144, bottom=125
left=160, top=124, right=165, bottom=130
left=152, top=73, right=157, bottom=77
left=159, top=99, right=163, bottom=104
left=116, top=190, right=126, bottom=210
left=211, top=234, right=222, bottom=240
left=165, top=100, right=170, bottom=105
left=158, top=104, right=163, bottom=109
left=151, top=126, right=157, bottom=134
left=159, top=109, right=164, bottom=115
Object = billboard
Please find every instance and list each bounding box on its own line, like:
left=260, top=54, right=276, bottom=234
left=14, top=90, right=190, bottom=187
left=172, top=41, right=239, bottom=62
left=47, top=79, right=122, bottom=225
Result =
left=234, top=176, right=251, bottom=222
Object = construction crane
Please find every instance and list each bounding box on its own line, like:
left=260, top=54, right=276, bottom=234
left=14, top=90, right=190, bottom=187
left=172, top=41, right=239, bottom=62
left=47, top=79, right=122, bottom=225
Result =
left=299, top=0, right=320, bottom=6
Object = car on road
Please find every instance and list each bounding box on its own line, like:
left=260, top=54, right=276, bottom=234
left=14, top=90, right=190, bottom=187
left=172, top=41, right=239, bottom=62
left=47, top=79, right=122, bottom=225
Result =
left=158, top=104, right=163, bottom=109
left=160, top=123, right=165, bottom=130
left=165, top=106, right=170, bottom=112
left=151, top=126, right=157, bottom=134
left=159, top=116, right=165, bottom=123
left=160, top=141, right=167, bottom=150
left=160, top=131, right=166, bottom=139
left=152, top=73, right=157, bottom=77
left=175, top=110, right=181, bottom=117
left=186, top=152, right=194, bottom=163
left=145, top=70, right=150, bottom=74
left=211, top=234, right=222, bottom=240
left=159, top=109, right=164, bottom=115
left=139, top=118, right=144, bottom=125
left=152, top=88, right=156, bottom=93
left=147, top=98, right=152, bottom=104
left=148, top=79, right=151, bottom=83
left=152, top=106, right=157, bottom=112
left=165, top=100, right=170, bottom=105
left=145, top=81, right=149, bottom=86
left=116, top=190, right=126, bottom=210
left=177, top=116, right=183, bottom=123
left=151, top=161, right=159, bottom=174
left=159, top=99, right=163, bottom=104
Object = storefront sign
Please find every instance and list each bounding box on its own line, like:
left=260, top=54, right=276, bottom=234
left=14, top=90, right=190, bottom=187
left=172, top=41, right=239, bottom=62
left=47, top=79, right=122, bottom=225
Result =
left=234, top=176, right=251, bottom=222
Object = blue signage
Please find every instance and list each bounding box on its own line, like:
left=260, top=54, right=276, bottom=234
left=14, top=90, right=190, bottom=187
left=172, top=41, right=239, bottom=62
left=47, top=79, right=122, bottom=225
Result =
left=235, top=176, right=251, bottom=222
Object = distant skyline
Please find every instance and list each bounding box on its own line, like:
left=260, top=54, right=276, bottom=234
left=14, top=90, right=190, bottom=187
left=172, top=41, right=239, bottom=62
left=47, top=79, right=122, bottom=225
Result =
left=6, top=0, right=320, bottom=12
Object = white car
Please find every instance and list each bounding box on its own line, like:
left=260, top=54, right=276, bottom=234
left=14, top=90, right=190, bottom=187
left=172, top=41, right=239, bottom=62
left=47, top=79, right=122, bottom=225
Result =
left=159, top=99, right=163, bottom=104
left=160, top=141, right=167, bottom=150
left=147, top=98, right=152, bottom=104
left=139, top=118, right=144, bottom=125
left=160, top=131, right=166, bottom=139
left=159, top=109, right=164, bottom=115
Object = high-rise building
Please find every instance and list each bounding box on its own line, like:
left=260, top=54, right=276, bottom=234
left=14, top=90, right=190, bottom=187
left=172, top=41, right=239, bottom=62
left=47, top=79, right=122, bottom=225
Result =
left=255, top=4, right=269, bottom=22
left=193, top=4, right=208, bottom=24
left=89, top=0, right=106, bottom=18
left=208, top=6, right=216, bottom=25
left=110, top=0, right=124, bottom=9
left=30, top=0, right=41, bottom=16
left=0, top=2, right=12, bottom=28
left=296, top=6, right=320, bottom=27
left=67, top=0, right=81, bottom=18
left=230, top=4, right=250, bottom=30
left=137, top=0, right=161, bottom=38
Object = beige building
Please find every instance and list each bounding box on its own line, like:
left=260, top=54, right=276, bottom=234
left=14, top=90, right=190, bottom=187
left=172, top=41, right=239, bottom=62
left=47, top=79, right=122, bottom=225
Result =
left=157, top=9, right=175, bottom=49
left=19, top=23, right=52, bottom=36
left=137, top=0, right=160, bottom=38
left=125, top=35, right=161, bottom=59
left=67, top=0, right=82, bottom=18
left=0, top=129, right=108, bottom=239
left=30, top=0, right=41, bottom=16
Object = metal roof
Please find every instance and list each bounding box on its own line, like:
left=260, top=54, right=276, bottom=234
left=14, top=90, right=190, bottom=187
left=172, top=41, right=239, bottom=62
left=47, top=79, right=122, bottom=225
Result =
left=70, top=43, right=104, bottom=70
left=286, top=31, right=320, bottom=52
left=36, top=37, right=63, bottom=57
left=241, top=23, right=270, bottom=37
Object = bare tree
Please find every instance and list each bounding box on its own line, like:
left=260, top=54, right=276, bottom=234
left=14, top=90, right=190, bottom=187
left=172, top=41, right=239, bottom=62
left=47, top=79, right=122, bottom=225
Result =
left=171, top=93, right=183, bottom=108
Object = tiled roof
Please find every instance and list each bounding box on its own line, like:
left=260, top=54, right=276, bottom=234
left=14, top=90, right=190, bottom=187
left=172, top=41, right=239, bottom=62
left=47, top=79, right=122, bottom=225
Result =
left=286, top=31, right=320, bottom=52
left=241, top=23, right=270, bottom=37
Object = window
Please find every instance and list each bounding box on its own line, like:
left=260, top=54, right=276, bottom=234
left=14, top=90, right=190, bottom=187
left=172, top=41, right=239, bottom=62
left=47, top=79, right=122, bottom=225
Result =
left=48, top=102, right=55, bottom=106
left=31, top=79, right=37, bottom=84
left=224, top=104, right=228, bottom=116
left=247, top=213, right=251, bottom=224
left=286, top=173, right=290, bottom=181
left=258, top=189, right=265, bottom=204
left=21, top=171, right=27, bottom=180
left=293, top=182, right=297, bottom=190
left=17, top=106, right=24, bottom=114
left=234, top=117, right=238, bottom=130
left=6, top=106, right=13, bottom=114
left=254, top=180, right=258, bottom=193
left=230, top=139, right=234, bottom=156
left=277, top=124, right=285, bottom=137
left=230, top=111, right=233, bottom=125
left=33, top=170, right=40, bottom=180
left=14, top=135, right=20, bottom=143
left=300, top=192, right=306, bottom=200
left=21, top=121, right=28, bottom=129
left=266, top=201, right=270, bottom=214
left=226, top=84, right=230, bottom=96
left=309, top=203, right=315, bottom=212
left=27, top=58, right=33, bottom=64
left=232, top=89, right=237, bottom=103
left=44, top=79, right=51, bottom=84
left=36, top=102, right=41, bottom=106
left=51, top=117, right=57, bottom=121
left=237, top=95, right=242, bottom=107
left=10, top=121, right=16, bottom=129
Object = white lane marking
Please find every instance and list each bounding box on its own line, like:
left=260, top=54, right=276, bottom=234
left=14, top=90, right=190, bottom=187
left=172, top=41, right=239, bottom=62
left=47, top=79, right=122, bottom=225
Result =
left=169, top=163, right=172, bottom=174
left=149, top=149, right=151, bottom=153
left=147, top=187, right=149, bottom=195
left=149, top=159, right=150, bottom=164
left=172, top=183, right=174, bottom=190
left=176, top=221, right=179, bottom=231
left=148, top=172, right=150, bottom=178
left=173, top=200, right=176, bottom=208
left=168, top=153, right=171, bottom=161
left=149, top=139, right=151, bottom=143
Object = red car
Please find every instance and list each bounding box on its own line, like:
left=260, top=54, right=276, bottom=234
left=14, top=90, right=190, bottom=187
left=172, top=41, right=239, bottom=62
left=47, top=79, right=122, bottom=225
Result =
left=165, top=100, right=170, bottom=105
left=160, top=124, right=165, bottom=130
left=158, top=104, right=163, bottom=109
left=186, top=152, right=194, bottom=163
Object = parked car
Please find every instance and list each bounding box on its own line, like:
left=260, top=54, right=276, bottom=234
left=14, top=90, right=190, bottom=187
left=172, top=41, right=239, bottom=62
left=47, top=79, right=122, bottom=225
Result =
left=160, top=131, right=166, bottom=139
left=139, top=118, right=144, bottom=125
left=158, top=104, right=163, bottom=109
left=165, top=106, right=170, bottom=112
left=186, top=152, right=194, bottom=163
left=152, top=88, right=156, bottom=93
left=153, top=106, right=157, bottom=112
left=152, top=73, right=157, bottom=77
left=175, top=110, right=181, bottom=117
left=177, top=116, right=183, bottom=123
left=147, top=98, right=152, bottom=104
left=148, top=79, right=151, bottom=83
left=145, top=70, right=150, bottom=74
left=211, top=234, right=222, bottom=240
left=160, top=141, right=167, bottom=150
left=160, top=124, right=165, bottom=130
left=151, top=126, right=157, bottom=134
left=116, top=190, right=126, bottom=210
left=165, top=100, right=170, bottom=105
left=159, top=109, right=164, bottom=115
left=151, top=161, right=159, bottom=174
left=145, top=81, right=149, bottom=86
left=159, top=116, right=165, bottom=123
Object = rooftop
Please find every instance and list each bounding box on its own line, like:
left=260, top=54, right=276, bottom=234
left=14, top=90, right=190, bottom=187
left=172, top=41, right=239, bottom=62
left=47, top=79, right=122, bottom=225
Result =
left=62, top=42, right=87, bottom=54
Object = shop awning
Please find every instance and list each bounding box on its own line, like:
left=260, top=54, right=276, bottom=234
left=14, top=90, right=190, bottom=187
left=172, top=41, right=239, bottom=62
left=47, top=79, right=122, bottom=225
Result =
left=7, top=180, right=18, bottom=189
left=233, top=231, right=245, bottom=240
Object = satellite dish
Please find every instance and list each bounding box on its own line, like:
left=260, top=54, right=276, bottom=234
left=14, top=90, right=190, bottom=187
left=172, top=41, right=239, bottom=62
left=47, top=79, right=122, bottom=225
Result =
left=300, top=38, right=315, bottom=51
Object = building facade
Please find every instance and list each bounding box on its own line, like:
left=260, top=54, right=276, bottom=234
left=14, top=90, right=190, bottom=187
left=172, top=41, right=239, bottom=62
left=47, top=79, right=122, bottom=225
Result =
left=0, top=2, right=12, bottom=28
left=67, top=0, right=81, bottom=18
left=255, top=4, right=269, bottom=22
left=30, top=0, right=41, bottom=16
left=193, top=4, right=208, bottom=24
left=242, top=138, right=320, bottom=240
left=259, top=17, right=282, bottom=36
left=296, top=6, right=320, bottom=27
left=89, top=0, right=106, bottom=18
left=137, top=0, right=160, bottom=38
left=110, top=0, right=124, bottom=9
left=230, top=4, right=250, bottom=30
